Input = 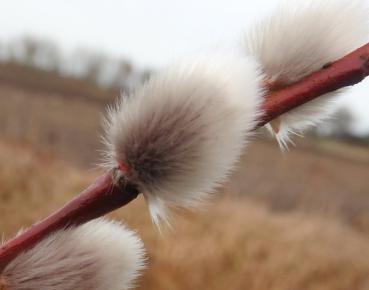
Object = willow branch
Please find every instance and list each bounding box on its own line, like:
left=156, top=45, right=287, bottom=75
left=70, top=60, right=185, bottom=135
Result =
left=259, top=42, right=369, bottom=126
left=0, top=42, right=368, bottom=272
left=0, top=172, right=138, bottom=271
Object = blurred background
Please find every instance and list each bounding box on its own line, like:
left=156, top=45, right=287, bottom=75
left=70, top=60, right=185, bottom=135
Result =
left=0, top=1, right=368, bottom=289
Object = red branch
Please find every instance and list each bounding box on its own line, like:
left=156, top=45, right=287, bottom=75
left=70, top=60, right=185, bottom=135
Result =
left=259, top=43, right=369, bottom=126
left=0, top=172, right=138, bottom=272
left=0, top=43, right=368, bottom=272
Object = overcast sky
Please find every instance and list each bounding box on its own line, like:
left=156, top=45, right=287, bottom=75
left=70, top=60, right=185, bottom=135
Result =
left=0, top=0, right=368, bottom=133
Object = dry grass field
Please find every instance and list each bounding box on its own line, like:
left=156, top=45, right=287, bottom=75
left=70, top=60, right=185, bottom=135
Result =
left=1, top=66, right=369, bottom=289
left=1, top=140, right=369, bottom=290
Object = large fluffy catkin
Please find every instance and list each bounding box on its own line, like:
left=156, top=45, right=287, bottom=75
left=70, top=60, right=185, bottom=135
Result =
left=103, top=54, right=264, bottom=225
left=244, top=0, right=369, bottom=148
left=0, top=219, right=145, bottom=290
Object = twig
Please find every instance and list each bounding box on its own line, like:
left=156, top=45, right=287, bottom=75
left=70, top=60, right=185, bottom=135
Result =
left=0, top=42, right=368, bottom=272
left=0, top=172, right=138, bottom=272
left=259, top=43, right=369, bottom=126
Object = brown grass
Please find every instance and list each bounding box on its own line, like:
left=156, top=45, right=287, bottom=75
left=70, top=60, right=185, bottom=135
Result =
left=1, top=67, right=368, bottom=289
left=1, top=140, right=368, bottom=290
left=226, top=138, right=369, bottom=234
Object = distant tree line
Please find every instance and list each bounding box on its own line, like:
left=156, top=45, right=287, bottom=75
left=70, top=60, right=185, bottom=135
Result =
left=0, top=36, right=153, bottom=90
left=310, top=108, right=369, bottom=145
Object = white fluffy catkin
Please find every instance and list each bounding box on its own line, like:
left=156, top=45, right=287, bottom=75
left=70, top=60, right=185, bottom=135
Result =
left=0, top=219, right=145, bottom=290
left=103, top=54, right=264, bottom=225
left=244, top=0, right=369, bottom=148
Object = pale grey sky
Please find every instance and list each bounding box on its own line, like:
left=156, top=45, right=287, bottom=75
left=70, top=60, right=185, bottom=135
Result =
left=0, top=0, right=368, bottom=133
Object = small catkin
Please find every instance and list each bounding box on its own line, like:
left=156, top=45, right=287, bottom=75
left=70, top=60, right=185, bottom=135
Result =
left=0, top=219, right=146, bottom=290
left=244, top=0, right=369, bottom=148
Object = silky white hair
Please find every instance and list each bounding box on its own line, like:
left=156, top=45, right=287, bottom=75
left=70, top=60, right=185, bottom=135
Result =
left=244, top=0, right=369, bottom=148
left=103, top=54, right=264, bottom=225
left=0, top=219, right=146, bottom=290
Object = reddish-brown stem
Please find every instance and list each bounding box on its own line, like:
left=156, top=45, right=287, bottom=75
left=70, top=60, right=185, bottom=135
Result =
left=259, top=42, right=369, bottom=126
left=0, top=43, right=369, bottom=272
left=0, top=172, right=138, bottom=272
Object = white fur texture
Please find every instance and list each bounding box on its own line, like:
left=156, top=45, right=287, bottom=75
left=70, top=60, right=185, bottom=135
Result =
left=103, top=54, right=264, bottom=225
left=244, top=0, right=368, bottom=148
left=0, top=219, right=145, bottom=290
